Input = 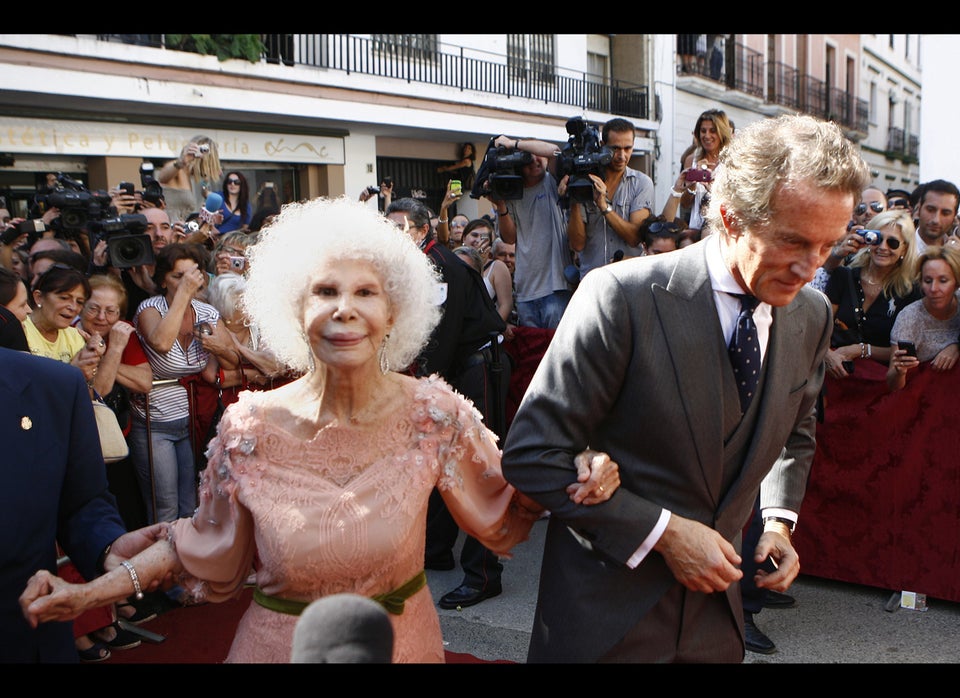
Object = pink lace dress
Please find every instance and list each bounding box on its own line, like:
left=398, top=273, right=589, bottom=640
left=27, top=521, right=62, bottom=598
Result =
left=169, top=374, right=534, bottom=663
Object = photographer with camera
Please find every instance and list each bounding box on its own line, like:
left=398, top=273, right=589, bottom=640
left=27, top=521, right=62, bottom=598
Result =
left=823, top=210, right=921, bottom=380
left=563, top=118, right=654, bottom=281
left=156, top=136, right=222, bottom=225
left=679, top=110, right=734, bottom=235
left=358, top=177, right=394, bottom=212
left=480, top=134, right=573, bottom=330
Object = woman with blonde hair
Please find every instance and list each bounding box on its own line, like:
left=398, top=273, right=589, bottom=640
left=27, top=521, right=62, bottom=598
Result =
left=887, top=244, right=960, bottom=391
left=21, top=196, right=620, bottom=663
left=157, top=135, right=223, bottom=224
left=824, top=209, right=921, bottom=378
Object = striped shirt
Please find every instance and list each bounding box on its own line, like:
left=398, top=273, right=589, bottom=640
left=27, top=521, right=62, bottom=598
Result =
left=131, top=295, right=219, bottom=422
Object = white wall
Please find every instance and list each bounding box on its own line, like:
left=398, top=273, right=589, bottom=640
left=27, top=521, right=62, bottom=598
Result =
left=920, top=35, right=960, bottom=184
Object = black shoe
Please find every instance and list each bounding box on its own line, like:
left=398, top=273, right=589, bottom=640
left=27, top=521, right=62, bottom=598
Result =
left=98, top=622, right=142, bottom=650
left=438, top=583, right=502, bottom=610
left=762, top=590, right=797, bottom=609
left=116, top=600, right=158, bottom=626
left=424, top=553, right=455, bottom=571
left=744, top=614, right=776, bottom=654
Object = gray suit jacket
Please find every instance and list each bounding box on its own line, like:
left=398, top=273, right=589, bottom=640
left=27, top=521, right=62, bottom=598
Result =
left=501, top=239, right=831, bottom=662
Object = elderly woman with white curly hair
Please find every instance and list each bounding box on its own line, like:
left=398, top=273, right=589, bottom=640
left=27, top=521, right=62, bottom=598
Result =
left=20, top=196, right=621, bottom=664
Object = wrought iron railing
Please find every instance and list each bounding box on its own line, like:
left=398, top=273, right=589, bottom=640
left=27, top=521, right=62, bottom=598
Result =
left=887, top=127, right=920, bottom=161
left=94, top=33, right=649, bottom=121
left=768, top=62, right=800, bottom=110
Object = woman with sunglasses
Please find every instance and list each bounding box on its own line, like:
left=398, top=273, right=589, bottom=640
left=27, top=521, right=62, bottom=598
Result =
left=216, top=171, right=253, bottom=235
left=887, top=245, right=960, bottom=392
left=823, top=210, right=921, bottom=379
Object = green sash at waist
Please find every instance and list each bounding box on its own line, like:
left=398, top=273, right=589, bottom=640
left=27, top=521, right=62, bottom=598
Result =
left=252, top=569, right=427, bottom=616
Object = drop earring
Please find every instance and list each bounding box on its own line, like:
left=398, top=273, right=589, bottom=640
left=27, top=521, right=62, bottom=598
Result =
left=379, top=334, right=390, bottom=375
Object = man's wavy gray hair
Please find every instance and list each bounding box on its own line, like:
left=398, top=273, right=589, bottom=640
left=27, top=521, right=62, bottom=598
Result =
left=243, top=196, right=442, bottom=374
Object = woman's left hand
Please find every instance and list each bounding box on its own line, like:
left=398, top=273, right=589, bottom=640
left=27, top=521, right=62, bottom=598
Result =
left=566, top=449, right=621, bottom=505
left=931, top=344, right=959, bottom=371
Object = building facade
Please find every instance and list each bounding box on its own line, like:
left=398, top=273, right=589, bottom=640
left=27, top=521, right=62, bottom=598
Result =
left=0, top=33, right=922, bottom=223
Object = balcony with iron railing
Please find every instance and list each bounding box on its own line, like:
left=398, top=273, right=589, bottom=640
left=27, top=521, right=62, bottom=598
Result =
left=85, top=34, right=872, bottom=139
left=887, top=127, right=920, bottom=163
left=91, top=33, right=650, bottom=122
left=767, top=62, right=800, bottom=111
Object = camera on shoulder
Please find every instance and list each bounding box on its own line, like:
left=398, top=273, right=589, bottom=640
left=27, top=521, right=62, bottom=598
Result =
left=556, top=116, right=612, bottom=205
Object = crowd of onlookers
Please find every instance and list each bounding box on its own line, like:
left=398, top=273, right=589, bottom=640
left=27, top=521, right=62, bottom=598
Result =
left=3, top=116, right=960, bottom=663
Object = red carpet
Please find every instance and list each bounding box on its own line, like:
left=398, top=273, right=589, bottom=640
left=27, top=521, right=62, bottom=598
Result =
left=103, top=587, right=506, bottom=664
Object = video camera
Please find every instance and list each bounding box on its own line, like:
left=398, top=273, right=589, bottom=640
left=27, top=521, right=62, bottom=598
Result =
left=88, top=213, right=154, bottom=268
left=34, top=173, right=154, bottom=268
left=478, top=146, right=533, bottom=201
left=556, top=116, right=613, bottom=205
left=35, top=173, right=113, bottom=239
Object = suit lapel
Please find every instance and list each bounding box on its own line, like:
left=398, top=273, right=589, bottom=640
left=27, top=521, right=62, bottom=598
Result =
left=652, top=243, right=732, bottom=506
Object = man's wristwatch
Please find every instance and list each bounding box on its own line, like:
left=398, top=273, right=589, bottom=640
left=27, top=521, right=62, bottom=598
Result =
left=601, top=203, right=614, bottom=216
left=763, top=516, right=796, bottom=534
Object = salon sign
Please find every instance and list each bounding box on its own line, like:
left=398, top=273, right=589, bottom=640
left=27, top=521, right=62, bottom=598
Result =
left=0, top=117, right=345, bottom=165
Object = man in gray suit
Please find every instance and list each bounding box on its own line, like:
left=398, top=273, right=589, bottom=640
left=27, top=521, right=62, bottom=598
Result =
left=501, top=114, right=870, bottom=663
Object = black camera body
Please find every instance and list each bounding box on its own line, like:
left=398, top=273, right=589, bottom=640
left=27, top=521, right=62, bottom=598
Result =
left=556, top=117, right=613, bottom=204
left=482, top=147, right=534, bottom=200
left=43, top=188, right=112, bottom=236
left=89, top=214, right=155, bottom=269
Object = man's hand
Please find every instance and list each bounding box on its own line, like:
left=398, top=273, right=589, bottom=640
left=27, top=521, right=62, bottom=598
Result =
left=654, top=514, right=743, bottom=593
left=752, top=528, right=800, bottom=592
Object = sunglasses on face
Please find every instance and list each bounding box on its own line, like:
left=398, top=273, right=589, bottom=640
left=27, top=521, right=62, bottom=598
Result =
left=855, top=201, right=885, bottom=216
left=859, top=229, right=901, bottom=250
left=888, top=198, right=910, bottom=209
left=226, top=179, right=241, bottom=185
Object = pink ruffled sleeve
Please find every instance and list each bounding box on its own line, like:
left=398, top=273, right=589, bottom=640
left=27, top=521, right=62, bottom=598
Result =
left=169, top=405, right=257, bottom=603
left=425, top=379, right=534, bottom=558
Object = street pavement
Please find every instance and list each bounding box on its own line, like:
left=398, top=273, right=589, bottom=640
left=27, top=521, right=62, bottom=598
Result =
left=427, top=517, right=960, bottom=665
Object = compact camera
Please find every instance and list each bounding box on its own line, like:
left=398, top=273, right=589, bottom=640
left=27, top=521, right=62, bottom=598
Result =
left=229, top=256, right=246, bottom=271
left=366, top=175, right=393, bottom=196
left=194, top=321, right=213, bottom=338
left=685, top=167, right=713, bottom=183
left=857, top=229, right=882, bottom=245
left=198, top=143, right=210, bottom=154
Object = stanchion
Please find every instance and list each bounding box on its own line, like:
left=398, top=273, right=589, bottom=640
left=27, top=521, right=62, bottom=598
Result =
left=487, top=331, right=505, bottom=440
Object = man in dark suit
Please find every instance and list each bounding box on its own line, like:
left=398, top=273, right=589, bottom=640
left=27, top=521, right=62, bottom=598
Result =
left=0, top=349, right=160, bottom=662
left=385, top=197, right=510, bottom=610
left=501, top=114, right=870, bottom=662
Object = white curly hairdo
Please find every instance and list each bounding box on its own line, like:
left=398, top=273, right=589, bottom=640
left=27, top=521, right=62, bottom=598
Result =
left=242, top=196, right=443, bottom=374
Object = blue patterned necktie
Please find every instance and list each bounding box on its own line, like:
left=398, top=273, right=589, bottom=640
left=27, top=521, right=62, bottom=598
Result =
left=728, top=293, right=761, bottom=413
